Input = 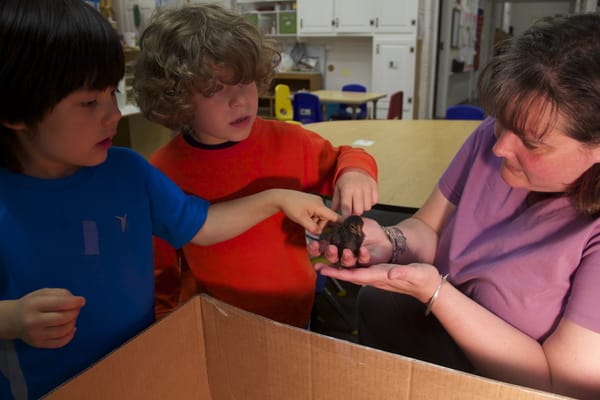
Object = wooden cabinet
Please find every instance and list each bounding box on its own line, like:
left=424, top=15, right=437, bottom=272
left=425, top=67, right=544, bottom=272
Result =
left=258, top=72, right=322, bottom=118
left=371, top=35, right=417, bottom=119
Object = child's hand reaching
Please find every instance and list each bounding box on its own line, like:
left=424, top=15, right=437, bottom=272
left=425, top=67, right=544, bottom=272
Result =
left=9, top=288, right=86, bottom=348
left=277, top=190, right=343, bottom=235
left=331, top=168, right=378, bottom=216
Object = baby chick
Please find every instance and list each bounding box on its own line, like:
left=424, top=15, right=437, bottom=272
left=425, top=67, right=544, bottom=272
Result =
left=320, top=215, right=365, bottom=264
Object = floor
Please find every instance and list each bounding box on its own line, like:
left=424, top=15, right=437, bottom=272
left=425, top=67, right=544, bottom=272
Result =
left=310, top=278, right=362, bottom=343
left=309, top=206, right=413, bottom=343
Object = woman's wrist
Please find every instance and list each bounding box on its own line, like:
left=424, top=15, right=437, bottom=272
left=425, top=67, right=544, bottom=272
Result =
left=424, top=274, right=448, bottom=316
left=381, top=225, right=407, bottom=264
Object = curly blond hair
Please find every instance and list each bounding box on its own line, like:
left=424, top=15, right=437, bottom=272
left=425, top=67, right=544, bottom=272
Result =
left=133, top=4, right=280, bottom=131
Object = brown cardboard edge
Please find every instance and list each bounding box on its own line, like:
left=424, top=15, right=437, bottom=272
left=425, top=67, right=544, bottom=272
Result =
left=197, top=294, right=569, bottom=400
left=44, top=296, right=211, bottom=399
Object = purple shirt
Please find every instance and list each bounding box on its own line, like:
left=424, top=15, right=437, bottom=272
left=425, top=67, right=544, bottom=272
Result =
left=436, top=117, right=600, bottom=341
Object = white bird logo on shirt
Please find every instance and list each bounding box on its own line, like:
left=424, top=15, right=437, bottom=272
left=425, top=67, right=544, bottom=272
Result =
left=115, top=214, right=127, bottom=232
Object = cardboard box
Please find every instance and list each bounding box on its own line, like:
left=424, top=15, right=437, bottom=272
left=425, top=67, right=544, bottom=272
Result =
left=46, top=295, right=568, bottom=399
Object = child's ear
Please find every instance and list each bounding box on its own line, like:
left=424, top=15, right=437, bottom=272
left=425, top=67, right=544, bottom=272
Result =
left=1, top=121, right=27, bottom=131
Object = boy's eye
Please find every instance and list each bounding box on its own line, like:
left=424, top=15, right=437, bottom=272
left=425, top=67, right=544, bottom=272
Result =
left=82, top=100, right=97, bottom=107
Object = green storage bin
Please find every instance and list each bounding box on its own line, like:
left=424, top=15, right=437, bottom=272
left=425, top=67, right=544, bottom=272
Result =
left=278, top=11, right=297, bottom=35
left=244, top=13, right=259, bottom=29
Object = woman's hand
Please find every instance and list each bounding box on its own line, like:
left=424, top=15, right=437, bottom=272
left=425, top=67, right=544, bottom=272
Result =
left=308, top=217, right=392, bottom=267
left=315, top=262, right=442, bottom=304
left=8, top=288, right=86, bottom=348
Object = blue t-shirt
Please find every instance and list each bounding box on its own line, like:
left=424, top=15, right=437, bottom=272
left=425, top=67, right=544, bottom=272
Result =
left=0, top=147, right=209, bottom=399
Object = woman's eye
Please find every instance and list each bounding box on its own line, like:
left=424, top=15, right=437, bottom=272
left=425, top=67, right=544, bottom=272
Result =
left=521, top=138, right=541, bottom=150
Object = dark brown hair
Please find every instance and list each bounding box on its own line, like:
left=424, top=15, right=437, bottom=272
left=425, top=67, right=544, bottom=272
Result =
left=0, top=0, right=124, bottom=171
left=478, top=13, right=600, bottom=216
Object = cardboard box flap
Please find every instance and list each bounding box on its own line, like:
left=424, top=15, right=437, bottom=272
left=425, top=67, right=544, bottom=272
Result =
left=46, top=294, right=569, bottom=400
left=199, top=295, right=567, bottom=400
left=45, top=296, right=210, bottom=400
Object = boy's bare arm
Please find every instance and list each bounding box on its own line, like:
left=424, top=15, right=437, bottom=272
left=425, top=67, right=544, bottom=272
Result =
left=190, top=189, right=341, bottom=246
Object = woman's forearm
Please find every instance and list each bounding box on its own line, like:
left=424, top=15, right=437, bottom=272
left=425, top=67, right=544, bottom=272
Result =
left=431, top=282, right=552, bottom=391
left=385, top=217, right=439, bottom=265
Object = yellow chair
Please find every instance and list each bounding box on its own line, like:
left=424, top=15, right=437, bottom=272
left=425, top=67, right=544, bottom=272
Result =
left=274, top=84, right=293, bottom=121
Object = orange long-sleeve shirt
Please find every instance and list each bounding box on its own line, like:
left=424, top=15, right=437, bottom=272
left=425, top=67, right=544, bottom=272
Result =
left=150, top=117, right=377, bottom=327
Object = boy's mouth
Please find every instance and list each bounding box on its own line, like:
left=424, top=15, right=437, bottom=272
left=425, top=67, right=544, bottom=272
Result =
left=231, top=115, right=250, bottom=126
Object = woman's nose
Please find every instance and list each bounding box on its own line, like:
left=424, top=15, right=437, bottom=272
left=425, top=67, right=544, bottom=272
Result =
left=492, top=129, right=518, bottom=157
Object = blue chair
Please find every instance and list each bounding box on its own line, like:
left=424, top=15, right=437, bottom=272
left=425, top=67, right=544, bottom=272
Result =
left=445, top=104, right=485, bottom=120
left=293, top=92, right=323, bottom=124
left=330, top=83, right=368, bottom=120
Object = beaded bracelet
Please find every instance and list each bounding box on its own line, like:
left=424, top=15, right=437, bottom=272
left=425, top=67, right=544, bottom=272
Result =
left=381, top=225, right=407, bottom=264
left=424, top=274, right=448, bottom=316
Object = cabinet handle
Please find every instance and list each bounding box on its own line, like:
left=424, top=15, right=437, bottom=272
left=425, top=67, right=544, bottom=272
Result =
left=411, top=19, right=416, bottom=26
left=335, top=18, right=339, bottom=28
left=375, top=17, right=379, bottom=28
left=408, top=97, right=412, bottom=104
left=300, top=19, right=303, bottom=29
left=410, top=47, right=415, bottom=53
left=370, top=19, right=374, bottom=26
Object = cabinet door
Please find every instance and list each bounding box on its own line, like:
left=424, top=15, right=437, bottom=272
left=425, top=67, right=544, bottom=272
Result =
left=372, top=36, right=416, bottom=119
left=335, top=0, right=373, bottom=33
left=297, top=0, right=335, bottom=34
left=374, top=0, right=418, bottom=34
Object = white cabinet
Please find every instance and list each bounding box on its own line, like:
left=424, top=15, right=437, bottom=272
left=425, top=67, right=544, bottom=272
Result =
left=297, top=0, right=335, bottom=34
left=334, top=1, right=373, bottom=34
left=294, top=0, right=419, bottom=119
left=372, top=35, right=417, bottom=119
left=297, top=0, right=417, bottom=36
left=373, top=0, right=418, bottom=34
left=297, top=0, right=372, bottom=35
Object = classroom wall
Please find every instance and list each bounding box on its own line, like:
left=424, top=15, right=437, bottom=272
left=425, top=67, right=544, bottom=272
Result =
left=509, top=1, right=571, bottom=37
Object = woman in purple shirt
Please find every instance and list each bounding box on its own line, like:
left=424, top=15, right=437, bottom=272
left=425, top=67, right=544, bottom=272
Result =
left=310, top=13, right=600, bottom=400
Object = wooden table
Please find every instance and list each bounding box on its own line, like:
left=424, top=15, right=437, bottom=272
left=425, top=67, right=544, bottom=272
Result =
left=307, top=120, right=481, bottom=210
left=310, top=90, right=387, bottom=119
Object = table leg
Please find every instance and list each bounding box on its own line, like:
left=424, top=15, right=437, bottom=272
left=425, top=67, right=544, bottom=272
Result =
left=372, top=100, right=379, bottom=119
